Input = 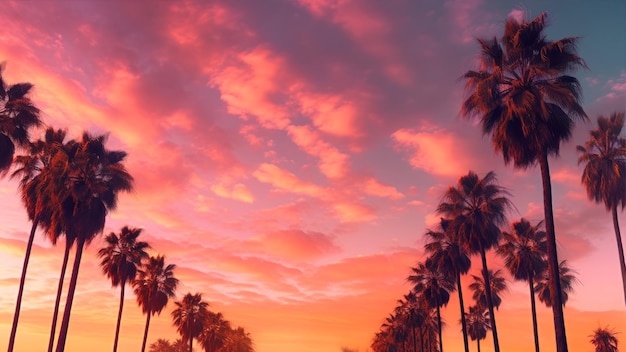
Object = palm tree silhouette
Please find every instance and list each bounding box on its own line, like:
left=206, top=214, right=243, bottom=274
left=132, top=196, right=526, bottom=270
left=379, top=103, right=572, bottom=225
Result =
left=577, top=112, right=626, bottom=306
left=589, top=326, right=619, bottom=352
left=199, top=311, right=231, bottom=352
left=535, top=260, right=578, bottom=307
left=424, top=218, right=472, bottom=352
left=54, top=132, right=134, bottom=351
left=498, top=218, right=548, bottom=352
left=7, top=128, right=67, bottom=352
left=461, top=12, right=587, bottom=352
left=223, top=326, right=254, bottom=352
left=0, top=62, right=41, bottom=174
left=465, top=305, right=491, bottom=352
left=134, top=255, right=179, bottom=352
left=469, top=269, right=507, bottom=310
left=172, top=292, right=210, bottom=352
left=98, top=226, right=150, bottom=352
left=408, top=261, right=455, bottom=352
left=437, top=170, right=511, bottom=352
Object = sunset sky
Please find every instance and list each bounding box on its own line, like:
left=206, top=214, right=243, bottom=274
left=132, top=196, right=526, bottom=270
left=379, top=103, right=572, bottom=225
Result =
left=0, top=0, right=625, bottom=351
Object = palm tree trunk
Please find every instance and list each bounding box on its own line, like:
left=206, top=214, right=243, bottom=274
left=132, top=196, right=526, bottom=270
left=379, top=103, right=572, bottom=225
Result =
left=611, top=206, right=626, bottom=306
left=479, top=248, right=500, bottom=352
left=7, top=218, right=39, bottom=352
left=529, top=274, right=540, bottom=352
left=477, top=338, right=481, bottom=352
left=55, top=237, right=86, bottom=352
left=189, top=334, right=193, bottom=352
left=113, top=281, right=125, bottom=352
left=413, top=326, right=417, bottom=352
left=48, top=240, right=71, bottom=352
left=539, top=152, right=568, bottom=352
left=457, top=273, right=469, bottom=352
left=141, top=311, right=151, bottom=352
left=436, top=304, right=443, bottom=352
left=420, top=326, right=424, bottom=352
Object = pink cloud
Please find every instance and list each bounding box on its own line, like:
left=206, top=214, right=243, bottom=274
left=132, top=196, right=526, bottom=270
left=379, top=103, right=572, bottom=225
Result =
left=248, top=229, right=340, bottom=261
left=360, top=178, right=404, bottom=199
left=253, top=163, right=325, bottom=197
left=287, top=125, right=350, bottom=179
left=210, top=181, right=255, bottom=204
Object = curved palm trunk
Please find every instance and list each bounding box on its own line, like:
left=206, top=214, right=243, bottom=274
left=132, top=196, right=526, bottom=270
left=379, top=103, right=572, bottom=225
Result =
left=7, top=218, right=39, bottom=352
left=529, top=274, right=540, bottom=352
left=611, top=206, right=626, bottom=306
left=48, top=240, right=71, bottom=352
left=479, top=248, right=500, bottom=352
left=113, top=281, right=126, bottom=352
left=457, top=273, right=469, bottom=352
left=539, top=152, right=568, bottom=352
left=141, top=311, right=151, bottom=352
left=55, top=237, right=86, bottom=352
left=436, top=304, right=443, bottom=352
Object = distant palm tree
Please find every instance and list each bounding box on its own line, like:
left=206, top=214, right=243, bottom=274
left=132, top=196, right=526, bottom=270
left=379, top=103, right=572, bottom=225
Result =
left=199, top=311, right=231, bottom=352
left=437, top=170, right=511, bottom=352
left=396, top=292, right=424, bottom=352
left=577, top=112, right=626, bottom=306
left=461, top=12, right=587, bottom=352
left=408, top=261, right=455, bottom=352
left=424, top=218, right=472, bottom=352
left=222, top=326, right=254, bottom=352
left=498, top=218, right=548, bottom=352
left=172, top=293, right=210, bottom=352
left=0, top=61, right=41, bottom=174
left=465, top=305, right=491, bottom=352
left=590, top=327, right=619, bottom=352
left=98, top=226, right=150, bottom=352
left=469, top=269, right=507, bottom=310
left=535, top=260, right=578, bottom=307
left=134, top=255, right=179, bottom=352
left=54, top=133, right=134, bottom=352
left=7, top=128, right=67, bottom=352
left=149, top=339, right=174, bottom=352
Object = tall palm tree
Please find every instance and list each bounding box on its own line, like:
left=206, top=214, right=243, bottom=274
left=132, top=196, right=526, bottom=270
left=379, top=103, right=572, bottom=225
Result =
left=172, top=293, right=211, bottom=352
left=469, top=269, right=507, bottom=310
left=7, top=128, right=67, bottom=352
left=222, top=326, right=254, bottom=352
left=0, top=62, right=41, bottom=174
left=199, top=311, right=232, bottom=352
left=54, top=132, right=134, bottom=352
left=590, top=327, right=619, bottom=352
left=461, top=12, right=587, bottom=352
left=437, top=170, right=511, bottom=352
left=497, top=218, right=548, bottom=352
left=396, top=292, right=425, bottom=352
left=535, top=260, right=578, bottom=307
left=134, top=255, right=179, bottom=352
left=577, top=112, right=626, bottom=306
left=465, top=305, right=491, bottom=352
left=98, top=226, right=150, bottom=352
left=424, top=218, right=472, bottom=352
left=408, top=261, right=455, bottom=352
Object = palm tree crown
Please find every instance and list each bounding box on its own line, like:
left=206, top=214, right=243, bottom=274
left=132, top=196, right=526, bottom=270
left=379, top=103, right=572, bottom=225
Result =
left=535, top=260, right=578, bottom=307
left=590, top=327, right=619, bottom=352
left=172, top=292, right=211, bottom=352
left=469, top=269, right=507, bottom=310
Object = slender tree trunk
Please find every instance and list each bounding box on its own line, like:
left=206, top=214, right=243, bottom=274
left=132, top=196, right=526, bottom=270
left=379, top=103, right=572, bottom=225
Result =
left=420, top=326, right=424, bottom=352
left=479, top=248, right=500, bottom=352
left=189, top=334, right=193, bottom=352
left=457, top=273, right=469, bottom=352
left=529, top=274, right=540, bottom=352
left=113, top=281, right=125, bottom=352
left=611, top=206, right=626, bottom=307
left=48, top=239, right=72, bottom=352
left=539, top=152, right=568, bottom=352
left=413, top=325, right=417, bottom=352
left=55, top=237, right=86, bottom=352
left=436, top=304, right=443, bottom=352
left=141, top=312, right=151, bottom=352
left=7, top=218, right=39, bottom=352
left=477, top=338, right=481, bottom=352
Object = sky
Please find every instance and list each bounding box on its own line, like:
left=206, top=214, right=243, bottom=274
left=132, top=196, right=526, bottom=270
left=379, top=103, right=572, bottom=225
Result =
left=0, top=0, right=625, bottom=351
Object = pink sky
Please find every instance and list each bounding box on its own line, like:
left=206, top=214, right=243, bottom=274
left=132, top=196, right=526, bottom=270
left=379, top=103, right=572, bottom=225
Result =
left=0, top=0, right=625, bottom=351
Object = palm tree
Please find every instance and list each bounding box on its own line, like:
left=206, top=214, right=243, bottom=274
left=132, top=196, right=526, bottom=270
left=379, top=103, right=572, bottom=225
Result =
left=172, top=293, right=211, bottom=352
left=465, top=305, right=491, bottom=352
left=0, top=62, right=41, bottom=174
left=7, top=128, right=67, bottom=352
left=54, top=132, right=134, bottom=352
left=497, top=218, right=548, bottom=352
left=577, top=112, right=626, bottom=306
left=149, top=339, right=174, bottom=352
left=134, top=255, right=179, bottom=352
left=590, top=327, right=619, bottom=352
left=98, top=226, right=150, bottom=352
left=461, top=12, right=587, bottom=352
left=437, top=170, right=511, bottom=352
left=469, top=269, right=507, bottom=310
left=535, top=260, right=578, bottom=307
left=396, top=292, right=425, bottom=352
left=424, top=218, right=472, bottom=352
left=408, top=261, right=455, bottom=352
left=222, top=327, right=254, bottom=352
left=199, top=311, right=232, bottom=352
